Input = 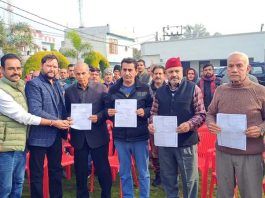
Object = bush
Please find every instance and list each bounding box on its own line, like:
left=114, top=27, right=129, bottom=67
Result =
left=84, top=51, right=110, bottom=74
left=23, top=51, right=70, bottom=76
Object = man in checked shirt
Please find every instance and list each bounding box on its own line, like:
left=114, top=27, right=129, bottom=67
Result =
left=148, top=57, right=206, bottom=198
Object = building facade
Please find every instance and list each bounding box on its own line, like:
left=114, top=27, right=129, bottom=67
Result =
left=63, top=25, right=135, bottom=67
left=141, top=32, right=265, bottom=74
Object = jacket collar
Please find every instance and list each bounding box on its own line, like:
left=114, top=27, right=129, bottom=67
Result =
left=111, top=77, right=142, bottom=92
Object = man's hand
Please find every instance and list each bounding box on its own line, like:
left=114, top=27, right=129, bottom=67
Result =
left=67, top=117, right=73, bottom=125
left=177, top=122, right=191, bottom=133
left=148, top=123, right=155, bottom=134
left=136, top=108, right=145, bottom=117
left=245, top=126, right=262, bottom=138
left=207, top=122, right=221, bottom=134
left=89, top=115, right=98, bottom=123
left=53, top=120, right=71, bottom=130
left=108, top=109, right=117, bottom=117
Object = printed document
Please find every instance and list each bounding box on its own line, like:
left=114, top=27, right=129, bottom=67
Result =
left=153, top=116, right=178, bottom=147
left=217, top=113, right=247, bottom=151
left=71, top=103, right=92, bottom=130
left=115, top=99, right=137, bottom=127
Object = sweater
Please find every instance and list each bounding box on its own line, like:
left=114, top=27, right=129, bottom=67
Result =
left=206, top=77, right=265, bottom=155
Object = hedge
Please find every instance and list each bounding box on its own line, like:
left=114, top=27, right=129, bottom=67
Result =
left=23, top=51, right=70, bottom=76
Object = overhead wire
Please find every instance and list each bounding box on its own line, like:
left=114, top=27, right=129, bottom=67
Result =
left=0, top=3, right=135, bottom=48
left=0, top=0, right=157, bottom=48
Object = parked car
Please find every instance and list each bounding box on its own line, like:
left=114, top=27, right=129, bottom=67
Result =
left=214, top=66, right=226, bottom=77
left=215, top=62, right=265, bottom=85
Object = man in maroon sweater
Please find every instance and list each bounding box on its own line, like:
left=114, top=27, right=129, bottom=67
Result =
left=206, top=51, right=265, bottom=198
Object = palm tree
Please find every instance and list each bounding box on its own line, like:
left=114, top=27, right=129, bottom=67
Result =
left=61, top=31, right=92, bottom=62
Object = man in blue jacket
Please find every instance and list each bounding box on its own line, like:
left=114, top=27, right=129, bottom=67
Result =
left=105, top=57, right=153, bottom=198
left=25, top=54, right=69, bottom=198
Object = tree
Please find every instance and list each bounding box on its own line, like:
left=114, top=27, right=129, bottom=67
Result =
left=0, top=19, right=6, bottom=47
left=61, top=31, right=92, bottom=62
left=84, top=51, right=110, bottom=74
left=23, top=51, right=70, bottom=77
left=133, top=48, right=141, bottom=60
left=182, top=24, right=210, bottom=39
left=213, top=32, right=222, bottom=36
left=0, top=21, right=35, bottom=55
left=9, top=22, right=35, bottom=50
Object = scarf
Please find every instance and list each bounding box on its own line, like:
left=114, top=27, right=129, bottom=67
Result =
left=199, top=75, right=217, bottom=97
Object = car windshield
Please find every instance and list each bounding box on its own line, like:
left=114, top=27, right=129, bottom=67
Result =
left=214, top=66, right=226, bottom=75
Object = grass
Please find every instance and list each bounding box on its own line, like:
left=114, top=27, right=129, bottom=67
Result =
left=22, top=166, right=167, bottom=198
left=22, top=164, right=226, bottom=198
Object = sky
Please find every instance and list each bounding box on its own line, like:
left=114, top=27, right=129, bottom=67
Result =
left=1, top=0, right=264, bottom=45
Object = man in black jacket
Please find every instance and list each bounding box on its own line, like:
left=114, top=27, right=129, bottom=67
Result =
left=105, top=58, right=153, bottom=198
left=64, top=62, right=112, bottom=198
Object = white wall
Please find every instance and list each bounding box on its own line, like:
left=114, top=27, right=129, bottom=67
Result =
left=106, top=35, right=134, bottom=66
left=141, top=32, right=265, bottom=67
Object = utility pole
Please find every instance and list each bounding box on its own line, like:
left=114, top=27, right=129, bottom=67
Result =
left=7, top=0, right=13, bottom=25
left=78, top=0, right=84, bottom=28
left=162, top=25, right=183, bottom=40
left=261, top=24, right=264, bottom=32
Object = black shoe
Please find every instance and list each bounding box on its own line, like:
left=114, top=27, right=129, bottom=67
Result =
left=152, top=173, right=161, bottom=187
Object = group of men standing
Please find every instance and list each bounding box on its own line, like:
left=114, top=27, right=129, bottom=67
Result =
left=0, top=51, right=264, bottom=198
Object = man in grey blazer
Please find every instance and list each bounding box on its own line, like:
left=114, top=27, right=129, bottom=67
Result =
left=25, top=54, right=70, bottom=198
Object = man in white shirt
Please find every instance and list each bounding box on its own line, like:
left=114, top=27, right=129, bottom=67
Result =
left=0, top=53, right=70, bottom=198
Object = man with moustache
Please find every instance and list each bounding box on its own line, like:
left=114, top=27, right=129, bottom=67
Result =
left=149, top=65, right=166, bottom=187
left=207, top=52, right=265, bottom=198
left=65, top=62, right=112, bottom=198
left=149, top=57, right=206, bottom=198
left=137, top=59, right=151, bottom=85
left=0, top=53, right=70, bottom=198
left=106, top=57, right=153, bottom=198
left=25, top=54, right=69, bottom=198
left=198, top=63, right=221, bottom=111
left=59, top=68, right=69, bottom=91
left=90, top=67, right=101, bottom=83
left=65, top=64, right=77, bottom=86
left=113, top=64, right=121, bottom=83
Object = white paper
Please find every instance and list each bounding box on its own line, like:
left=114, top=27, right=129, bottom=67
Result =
left=71, top=103, right=92, bottom=130
left=153, top=116, right=178, bottom=147
left=115, top=99, right=137, bottom=127
left=217, top=113, right=247, bottom=151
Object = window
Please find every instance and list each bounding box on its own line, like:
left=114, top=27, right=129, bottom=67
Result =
left=109, top=39, right=118, bottom=54
left=181, top=61, right=190, bottom=76
left=220, top=59, right=227, bottom=66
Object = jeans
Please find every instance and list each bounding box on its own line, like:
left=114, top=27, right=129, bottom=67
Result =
left=158, top=145, right=198, bottom=198
left=115, top=140, right=150, bottom=198
left=0, top=151, right=26, bottom=198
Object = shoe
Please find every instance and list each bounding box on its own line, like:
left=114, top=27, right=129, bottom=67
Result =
left=152, top=172, right=161, bottom=187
